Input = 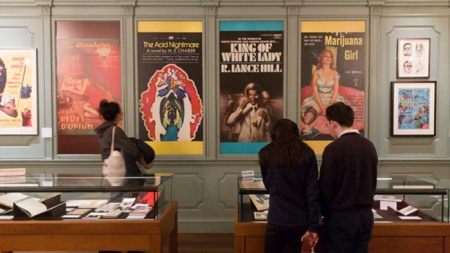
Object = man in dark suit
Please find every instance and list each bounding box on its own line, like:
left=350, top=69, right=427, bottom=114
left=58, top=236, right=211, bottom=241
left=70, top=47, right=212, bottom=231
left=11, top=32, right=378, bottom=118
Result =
left=319, top=102, right=378, bottom=253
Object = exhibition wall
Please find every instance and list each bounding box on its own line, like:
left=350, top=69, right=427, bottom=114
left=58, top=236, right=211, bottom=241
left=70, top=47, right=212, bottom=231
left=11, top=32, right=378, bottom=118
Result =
left=0, top=0, right=449, bottom=232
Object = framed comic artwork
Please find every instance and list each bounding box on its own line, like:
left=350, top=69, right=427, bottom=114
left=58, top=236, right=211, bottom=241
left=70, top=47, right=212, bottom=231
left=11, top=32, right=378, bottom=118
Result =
left=0, top=48, right=37, bottom=135
left=391, top=81, right=436, bottom=137
left=397, top=38, right=430, bottom=78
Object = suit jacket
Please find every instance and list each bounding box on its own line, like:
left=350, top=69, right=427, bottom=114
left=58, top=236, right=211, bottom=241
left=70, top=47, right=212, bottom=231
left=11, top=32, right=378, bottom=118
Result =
left=227, top=103, right=270, bottom=142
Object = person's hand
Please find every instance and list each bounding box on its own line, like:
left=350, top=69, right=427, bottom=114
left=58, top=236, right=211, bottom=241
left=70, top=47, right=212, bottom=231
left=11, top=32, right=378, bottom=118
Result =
left=311, top=232, right=318, bottom=247
left=240, top=98, right=250, bottom=110
left=301, top=231, right=318, bottom=247
left=145, top=161, right=154, bottom=169
left=258, top=110, right=268, bottom=122
left=319, top=105, right=327, bottom=115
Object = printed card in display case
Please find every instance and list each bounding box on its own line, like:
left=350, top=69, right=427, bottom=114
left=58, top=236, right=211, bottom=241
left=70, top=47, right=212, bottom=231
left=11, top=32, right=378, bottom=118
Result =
left=249, top=194, right=269, bottom=211
left=127, top=205, right=152, bottom=219
left=374, top=195, right=402, bottom=202
left=0, top=168, right=26, bottom=176
left=103, top=209, right=124, bottom=219
left=66, top=208, right=91, bottom=216
left=78, top=199, right=108, bottom=209
left=254, top=211, right=268, bottom=221
left=120, top=198, right=136, bottom=210
left=239, top=178, right=265, bottom=189
left=396, top=205, right=418, bottom=216
left=95, top=203, right=120, bottom=212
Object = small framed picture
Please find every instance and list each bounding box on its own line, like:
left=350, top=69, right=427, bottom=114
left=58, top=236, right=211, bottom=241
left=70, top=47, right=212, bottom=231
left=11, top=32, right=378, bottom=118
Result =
left=391, top=81, right=436, bottom=137
left=397, top=38, right=430, bottom=78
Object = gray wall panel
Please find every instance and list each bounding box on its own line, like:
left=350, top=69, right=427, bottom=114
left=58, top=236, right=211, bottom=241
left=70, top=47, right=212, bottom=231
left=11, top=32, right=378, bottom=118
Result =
left=172, top=173, right=204, bottom=209
left=376, top=16, right=449, bottom=159
left=0, top=18, right=46, bottom=159
left=0, top=0, right=449, bottom=232
left=218, top=173, right=239, bottom=209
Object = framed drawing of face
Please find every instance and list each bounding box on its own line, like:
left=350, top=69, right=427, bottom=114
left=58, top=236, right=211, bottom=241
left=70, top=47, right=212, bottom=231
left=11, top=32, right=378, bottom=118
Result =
left=397, top=38, right=430, bottom=79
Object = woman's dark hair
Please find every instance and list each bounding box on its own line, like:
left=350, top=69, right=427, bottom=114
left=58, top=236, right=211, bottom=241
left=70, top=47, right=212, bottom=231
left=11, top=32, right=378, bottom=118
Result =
left=259, top=118, right=309, bottom=168
left=98, top=99, right=121, bottom=121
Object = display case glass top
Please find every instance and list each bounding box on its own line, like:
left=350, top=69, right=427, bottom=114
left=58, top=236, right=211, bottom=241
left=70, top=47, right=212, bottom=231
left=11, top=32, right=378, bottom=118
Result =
left=0, top=173, right=173, bottom=192
left=237, top=175, right=448, bottom=222
left=0, top=173, right=173, bottom=220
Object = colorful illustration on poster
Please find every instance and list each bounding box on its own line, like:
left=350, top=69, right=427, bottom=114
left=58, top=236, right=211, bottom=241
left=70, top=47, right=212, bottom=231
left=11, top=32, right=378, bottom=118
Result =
left=300, top=21, right=365, bottom=148
left=397, top=88, right=430, bottom=130
left=56, top=38, right=121, bottom=134
left=137, top=21, right=204, bottom=155
left=0, top=49, right=37, bottom=135
left=140, top=64, right=203, bottom=142
left=219, top=21, right=284, bottom=155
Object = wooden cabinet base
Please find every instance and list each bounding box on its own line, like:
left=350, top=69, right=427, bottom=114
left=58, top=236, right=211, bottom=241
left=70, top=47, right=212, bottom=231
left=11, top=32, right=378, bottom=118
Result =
left=0, top=201, right=178, bottom=253
left=235, top=206, right=450, bottom=253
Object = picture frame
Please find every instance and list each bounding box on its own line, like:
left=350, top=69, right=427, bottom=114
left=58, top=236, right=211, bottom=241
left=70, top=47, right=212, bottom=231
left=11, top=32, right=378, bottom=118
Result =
left=391, top=81, right=436, bottom=137
left=0, top=48, right=37, bottom=135
left=397, top=38, right=430, bottom=78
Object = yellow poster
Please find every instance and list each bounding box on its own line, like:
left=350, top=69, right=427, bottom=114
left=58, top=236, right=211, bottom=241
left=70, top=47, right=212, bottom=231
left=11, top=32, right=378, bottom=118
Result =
left=300, top=21, right=366, bottom=154
left=137, top=21, right=204, bottom=155
left=0, top=49, right=37, bottom=135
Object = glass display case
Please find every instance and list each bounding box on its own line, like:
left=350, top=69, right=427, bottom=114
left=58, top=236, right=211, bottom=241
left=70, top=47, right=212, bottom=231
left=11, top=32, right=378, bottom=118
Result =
left=0, top=173, right=173, bottom=220
left=0, top=172, right=177, bottom=252
left=237, top=174, right=448, bottom=222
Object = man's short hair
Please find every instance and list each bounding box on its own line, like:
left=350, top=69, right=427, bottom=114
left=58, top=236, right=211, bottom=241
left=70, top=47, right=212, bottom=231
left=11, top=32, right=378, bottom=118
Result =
left=325, top=102, right=354, bottom=127
left=243, top=82, right=261, bottom=97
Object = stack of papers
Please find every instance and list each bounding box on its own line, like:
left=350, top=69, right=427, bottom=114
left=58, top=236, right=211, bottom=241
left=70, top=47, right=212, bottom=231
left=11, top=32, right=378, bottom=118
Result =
left=126, top=204, right=152, bottom=219
left=65, top=199, right=108, bottom=209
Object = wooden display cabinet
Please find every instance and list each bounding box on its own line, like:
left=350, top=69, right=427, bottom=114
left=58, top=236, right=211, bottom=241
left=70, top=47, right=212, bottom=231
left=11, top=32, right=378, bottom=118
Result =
left=235, top=175, right=449, bottom=253
left=0, top=173, right=177, bottom=253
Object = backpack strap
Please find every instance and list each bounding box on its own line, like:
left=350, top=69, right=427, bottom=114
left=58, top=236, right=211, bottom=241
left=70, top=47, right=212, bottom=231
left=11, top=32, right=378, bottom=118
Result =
left=110, top=126, right=116, bottom=151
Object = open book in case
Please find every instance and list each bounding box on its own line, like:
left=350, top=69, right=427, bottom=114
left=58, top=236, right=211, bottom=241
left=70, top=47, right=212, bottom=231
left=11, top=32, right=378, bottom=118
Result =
left=237, top=175, right=449, bottom=223
left=0, top=173, right=172, bottom=220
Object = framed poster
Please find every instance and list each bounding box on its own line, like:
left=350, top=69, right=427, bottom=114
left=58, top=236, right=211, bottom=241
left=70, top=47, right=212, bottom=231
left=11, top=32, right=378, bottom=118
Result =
left=219, top=21, right=284, bottom=155
left=300, top=20, right=366, bottom=154
left=391, top=81, right=436, bottom=136
left=397, top=38, right=430, bottom=78
left=55, top=21, right=121, bottom=154
left=0, top=48, right=37, bottom=135
left=137, top=21, right=204, bottom=155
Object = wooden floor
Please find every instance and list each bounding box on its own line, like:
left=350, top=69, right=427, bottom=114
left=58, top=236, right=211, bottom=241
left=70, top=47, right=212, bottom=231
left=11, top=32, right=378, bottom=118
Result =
left=14, top=233, right=235, bottom=253
left=165, top=233, right=234, bottom=253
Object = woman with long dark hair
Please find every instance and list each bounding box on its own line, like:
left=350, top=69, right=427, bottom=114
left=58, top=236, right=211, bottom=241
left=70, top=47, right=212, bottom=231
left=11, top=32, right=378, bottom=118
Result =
left=259, top=118, right=320, bottom=253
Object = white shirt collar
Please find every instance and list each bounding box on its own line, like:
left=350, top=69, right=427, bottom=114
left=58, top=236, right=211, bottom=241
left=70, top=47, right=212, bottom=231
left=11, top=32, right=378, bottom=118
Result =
left=338, top=129, right=360, bottom=138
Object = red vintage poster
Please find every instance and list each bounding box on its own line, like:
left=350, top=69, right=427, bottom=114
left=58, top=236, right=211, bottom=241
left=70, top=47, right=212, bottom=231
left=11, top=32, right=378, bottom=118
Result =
left=56, top=21, right=121, bottom=154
